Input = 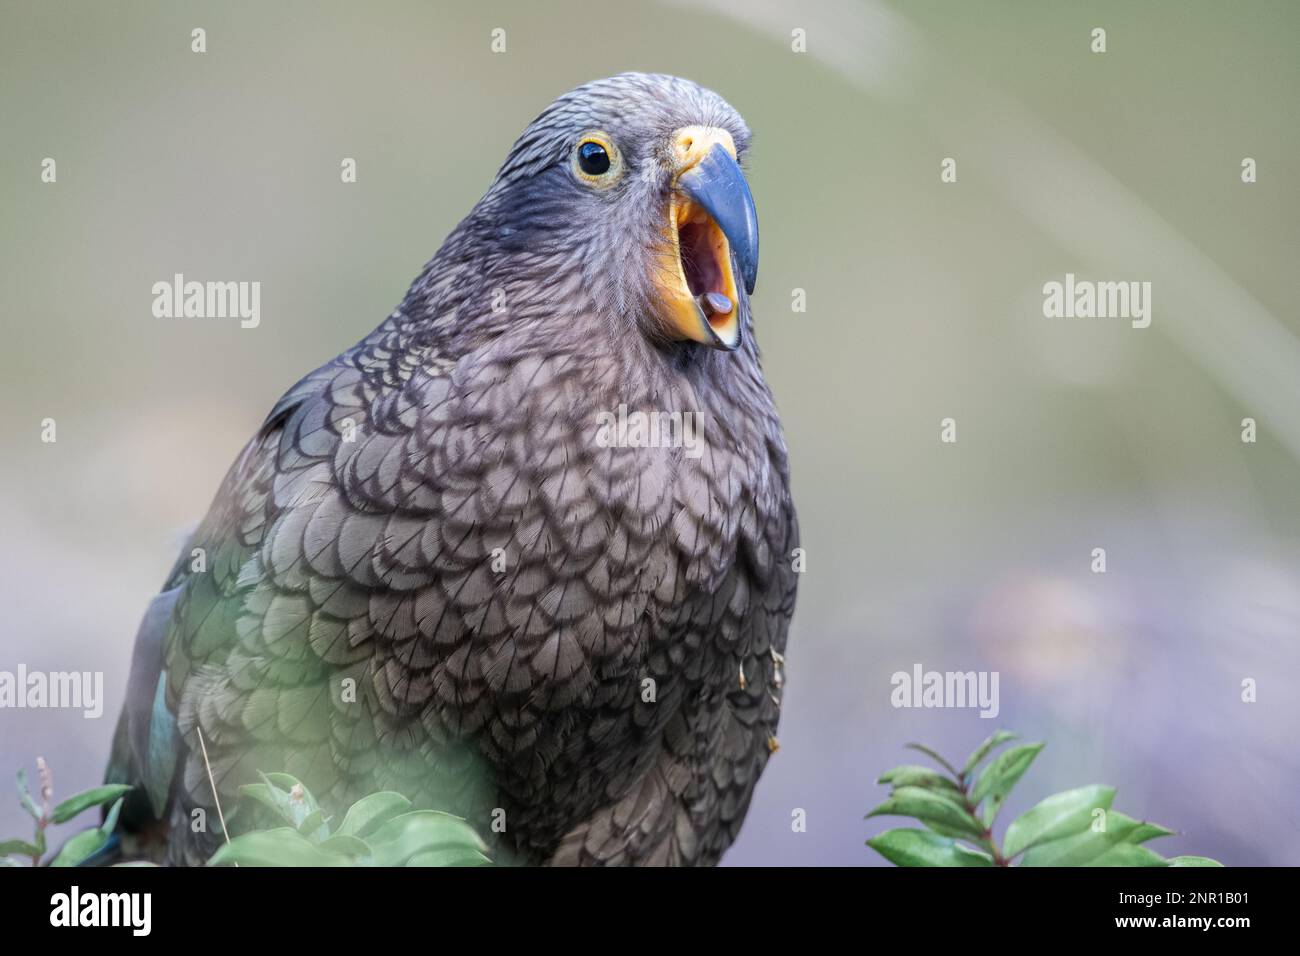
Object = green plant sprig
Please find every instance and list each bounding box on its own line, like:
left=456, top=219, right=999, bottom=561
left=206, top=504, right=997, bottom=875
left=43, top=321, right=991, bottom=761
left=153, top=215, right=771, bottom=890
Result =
left=206, top=771, right=491, bottom=867
left=1, top=759, right=131, bottom=867
left=866, top=731, right=1222, bottom=868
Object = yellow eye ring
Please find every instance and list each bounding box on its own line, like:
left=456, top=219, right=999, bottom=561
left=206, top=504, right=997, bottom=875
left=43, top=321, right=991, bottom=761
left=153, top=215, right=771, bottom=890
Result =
left=572, top=131, right=622, bottom=186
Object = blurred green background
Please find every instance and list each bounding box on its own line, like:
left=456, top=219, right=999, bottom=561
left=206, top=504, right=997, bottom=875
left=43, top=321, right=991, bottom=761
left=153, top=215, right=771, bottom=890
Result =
left=1, top=0, right=1297, bottom=864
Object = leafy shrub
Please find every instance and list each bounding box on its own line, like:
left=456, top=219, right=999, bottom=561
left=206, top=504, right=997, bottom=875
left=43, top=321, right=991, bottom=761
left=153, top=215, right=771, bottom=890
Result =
left=867, top=731, right=1222, bottom=867
left=1, top=759, right=131, bottom=867
left=2, top=759, right=489, bottom=867
left=206, top=772, right=490, bottom=867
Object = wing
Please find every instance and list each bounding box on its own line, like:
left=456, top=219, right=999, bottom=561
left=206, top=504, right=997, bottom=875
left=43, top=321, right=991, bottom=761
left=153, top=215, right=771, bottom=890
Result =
left=108, top=317, right=475, bottom=858
left=105, top=357, right=345, bottom=855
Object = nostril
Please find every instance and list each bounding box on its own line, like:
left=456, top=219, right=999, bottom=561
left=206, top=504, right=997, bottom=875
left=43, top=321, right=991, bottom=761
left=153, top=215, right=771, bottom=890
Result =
left=681, top=137, right=693, bottom=152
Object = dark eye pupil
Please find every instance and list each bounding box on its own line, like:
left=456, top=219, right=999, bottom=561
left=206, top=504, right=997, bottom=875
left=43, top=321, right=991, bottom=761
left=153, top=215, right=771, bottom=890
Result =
left=578, top=141, right=611, bottom=175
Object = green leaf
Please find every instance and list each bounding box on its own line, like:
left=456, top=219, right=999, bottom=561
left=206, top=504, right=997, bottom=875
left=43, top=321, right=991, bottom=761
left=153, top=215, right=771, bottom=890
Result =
left=971, top=743, right=1043, bottom=826
left=317, top=834, right=372, bottom=860
left=262, top=773, right=318, bottom=808
left=49, top=828, right=112, bottom=867
left=16, top=770, right=41, bottom=820
left=866, top=786, right=984, bottom=838
left=905, top=743, right=960, bottom=778
left=100, top=797, right=124, bottom=837
left=0, top=838, right=42, bottom=857
left=1125, top=820, right=1176, bottom=845
left=961, top=730, right=1019, bottom=778
left=1168, top=855, right=1224, bottom=867
left=47, top=797, right=123, bottom=868
left=868, top=828, right=994, bottom=867
left=238, top=782, right=295, bottom=826
left=980, top=790, right=1012, bottom=830
left=1017, top=808, right=1180, bottom=867
left=1020, top=811, right=1146, bottom=866
left=406, top=847, right=492, bottom=867
left=1003, top=785, right=1115, bottom=859
left=336, top=791, right=413, bottom=839
left=296, top=808, right=331, bottom=843
left=970, top=743, right=1041, bottom=803
left=1087, top=843, right=1169, bottom=867
left=51, top=784, right=133, bottom=824
left=208, top=828, right=347, bottom=867
left=240, top=772, right=318, bottom=829
left=365, top=811, right=488, bottom=867
left=877, top=765, right=960, bottom=792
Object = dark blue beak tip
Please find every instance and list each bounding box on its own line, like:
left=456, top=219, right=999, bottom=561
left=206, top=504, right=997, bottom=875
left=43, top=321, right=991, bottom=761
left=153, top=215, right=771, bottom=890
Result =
left=678, top=145, right=760, bottom=300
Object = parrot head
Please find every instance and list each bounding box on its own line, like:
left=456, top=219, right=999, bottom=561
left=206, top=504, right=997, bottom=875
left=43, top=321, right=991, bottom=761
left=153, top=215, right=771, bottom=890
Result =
left=473, top=73, right=759, bottom=353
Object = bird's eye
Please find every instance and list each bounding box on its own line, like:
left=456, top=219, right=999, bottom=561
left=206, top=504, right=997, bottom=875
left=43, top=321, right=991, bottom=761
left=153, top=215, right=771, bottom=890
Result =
left=578, top=141, right=611, bottom=175
left=572, top=132, right=621, bottom=186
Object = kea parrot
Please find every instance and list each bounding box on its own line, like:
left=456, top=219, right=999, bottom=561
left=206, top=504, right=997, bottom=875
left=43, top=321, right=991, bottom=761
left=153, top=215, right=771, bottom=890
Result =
left=105, top=72, right=799, bottom=866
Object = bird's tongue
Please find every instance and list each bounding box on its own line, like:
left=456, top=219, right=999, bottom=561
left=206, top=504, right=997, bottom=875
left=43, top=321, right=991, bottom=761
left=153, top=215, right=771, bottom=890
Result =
left=697, top=291, right=733, bottom=319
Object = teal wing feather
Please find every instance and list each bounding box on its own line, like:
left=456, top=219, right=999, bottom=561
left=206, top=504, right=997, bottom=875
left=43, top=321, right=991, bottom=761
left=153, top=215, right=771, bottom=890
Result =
left=104, top=374, right=324, bottom=849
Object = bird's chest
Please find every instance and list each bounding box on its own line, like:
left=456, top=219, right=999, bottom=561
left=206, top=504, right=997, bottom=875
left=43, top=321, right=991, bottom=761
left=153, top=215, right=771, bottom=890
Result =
left=409, top=354, right=791, bottom=851
left=520, top=382, right=764, bottom=612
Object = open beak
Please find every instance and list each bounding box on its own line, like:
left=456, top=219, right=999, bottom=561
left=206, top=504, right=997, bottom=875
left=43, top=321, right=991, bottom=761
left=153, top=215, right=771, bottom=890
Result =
left=659, top=127, right=759, bottom=351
